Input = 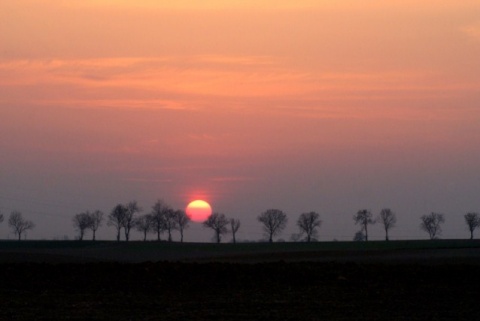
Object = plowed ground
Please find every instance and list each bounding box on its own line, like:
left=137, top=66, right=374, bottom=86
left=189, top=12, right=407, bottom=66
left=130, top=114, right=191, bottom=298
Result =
left=0, top=261, right=478, bottom=320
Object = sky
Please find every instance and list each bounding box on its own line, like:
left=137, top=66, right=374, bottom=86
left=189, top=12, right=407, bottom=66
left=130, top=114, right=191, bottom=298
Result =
left=1, top=0, right=480, bottom=242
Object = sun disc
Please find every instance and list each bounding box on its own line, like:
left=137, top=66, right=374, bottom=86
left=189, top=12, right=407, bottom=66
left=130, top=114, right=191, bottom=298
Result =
left=186, top=200, right=212, bottom=222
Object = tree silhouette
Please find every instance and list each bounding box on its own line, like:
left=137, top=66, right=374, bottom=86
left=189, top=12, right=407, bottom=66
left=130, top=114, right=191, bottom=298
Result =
left=163, top=208, right=178, bottom=242
left=464, top=212, right=480, bottom=240
left=0, top=212, right=4, bottom=224
left=8, top=211, right=35, bottom=241
left=420, top=212, right=445, bottom=240
left=73, top=212, right=92, bottom=241
left=174, top=210, right=190, bottom=243
left=377, top=208, right=397, bottom=241
left=353, top=210, right=374, bottom=241
left=203, top=212, right=229, bottom=243
left=108, top=204, right=127, bottom=241
left=258, top=209, right=288, bottom=243
left=124, top=201, right=141, bottom=241
left=135, top=214, right=153, bottom=241
left=150, top=200, right=171, bottom=241
left=88, top=210, right=104, bottom=241
left=297, top=212, right=321, bottom=242
left=230, top=218, right=241, bottom=244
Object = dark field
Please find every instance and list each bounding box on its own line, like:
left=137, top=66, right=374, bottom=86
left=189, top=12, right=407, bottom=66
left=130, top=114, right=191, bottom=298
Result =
left=1, top=240, right=480, bottom=320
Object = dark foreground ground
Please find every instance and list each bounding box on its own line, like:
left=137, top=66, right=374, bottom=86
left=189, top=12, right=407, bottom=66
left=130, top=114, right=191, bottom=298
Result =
left=1, top=262, right=480, bottom=320
left=1, top=241, right=479, bottom=320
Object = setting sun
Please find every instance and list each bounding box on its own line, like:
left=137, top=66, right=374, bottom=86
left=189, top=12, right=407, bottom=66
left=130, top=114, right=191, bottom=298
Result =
left=186, top=200, right=212, bottom=222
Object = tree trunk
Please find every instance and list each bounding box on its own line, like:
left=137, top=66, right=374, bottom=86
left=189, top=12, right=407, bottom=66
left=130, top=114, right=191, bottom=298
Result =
left=364, top=223, right=368, bottom=241
left=232, top=232, right=236, bottom=244
left=116, top=229, right=121, bottom=242
left=143, top=230, right=147, bottom=241
left=269, top=232, right=273, bottom=243
left=168, top=230, right=172, bottom=242
left=470, top=230, right=474, bottom=240
left=92, top=230, right=96, bottom=241
left=180, top=230, right=184, bottom=243
left=18, top=232, right=21, bottom=241
left=385, top=230, right=389, bottom=241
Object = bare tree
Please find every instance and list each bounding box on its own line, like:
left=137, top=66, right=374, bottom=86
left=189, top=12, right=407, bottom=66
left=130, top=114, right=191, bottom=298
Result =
left=420, top=212, right=445, bottom=240
left=297, top=212, right=322, bottom=242
left=377, top=208, right=397, bottom=241
left=73, top=212, right=92, bottom=241
left=89, top=210, right=104, bottom=241
left=464, top=212, right=480, bottom=240
left=163, top=208, right=178, bottom=242
left=150, top=200, right=171, bottom=241
left=174, top=210, right=190, bottom=243
left=8, top=211, right=35, bottom=241
left=257, top=209, right=288, bottom=243
left=203, top=212, right=229, bottom=243
left=108, top=204, right=127, bottom=241
left=353, top=210, right=374, bottom=241
left=230, top=218, right=241, bottom=244
left=124, top=201, right=141, bottom=241
left=135, top=214, right=153, bottom=241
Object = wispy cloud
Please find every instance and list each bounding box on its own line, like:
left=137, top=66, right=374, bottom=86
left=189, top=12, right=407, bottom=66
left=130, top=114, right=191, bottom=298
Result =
left=1, top=55, right=477, bottom=120
left=210, top=176, right=259, bottom=182
left=122, top=178, right=173, bottom=183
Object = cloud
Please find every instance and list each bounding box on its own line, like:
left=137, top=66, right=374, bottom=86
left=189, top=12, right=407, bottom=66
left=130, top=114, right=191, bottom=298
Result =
left=210, top=177, right=259, bottom=182
left=1, top=55, right=477, bottom=121
left=122, top=178, right=173, bottom=183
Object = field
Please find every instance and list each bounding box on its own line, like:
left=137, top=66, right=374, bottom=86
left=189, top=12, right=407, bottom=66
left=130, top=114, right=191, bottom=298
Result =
left=1, top=240, right=480, bottom=320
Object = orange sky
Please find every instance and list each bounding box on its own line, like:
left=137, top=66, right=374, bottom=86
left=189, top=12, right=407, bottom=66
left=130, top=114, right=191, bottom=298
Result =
left=1, top=1, right=480, bottom=241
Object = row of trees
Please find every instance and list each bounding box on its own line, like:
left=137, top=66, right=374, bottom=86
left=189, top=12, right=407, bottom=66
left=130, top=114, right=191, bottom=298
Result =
left=205, top=209, right=480, bottom=242
left=2, top=206, right=479, bottom=242
left=353, top=209, right=480, bottom=241
left=72, top=204, right=318, bottom=243
left=198, top=209, right=322, bottom=243
left=73, top=200, right=192, bottom=242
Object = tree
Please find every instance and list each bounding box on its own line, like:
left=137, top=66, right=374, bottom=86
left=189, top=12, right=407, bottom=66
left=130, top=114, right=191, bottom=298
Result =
left=8, top=211, right=35, bottom=241
left=420, top=212, right=445, bottom=240
left=163, top=208, right=178, bottom=242
left=377, top=208, right=397, bottom=241
left=174, top=210, right=190, bottom=243
left=203, top=212, right=229, bottom=243
left=297, top=212, right=322, bottom=242
left=150, top=200, right=171, bottom=241
left=257, top=209, right=288, bottom=243
left=73, top=212, right=92, bottom=241
left=135, top=214, right=153, bottom=241
left=89, top=210, right=104, bottom=241
left=464, top=212, right=480, bottom=240
left=0, top=212, right=4, bottom=224
left=123, top=201, right=141, bottom=241
left=230, top=218, right=241, bottom=244
left=108, top=204, right=127, bottom=241
left=353, top=210, right=374, bottom=241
